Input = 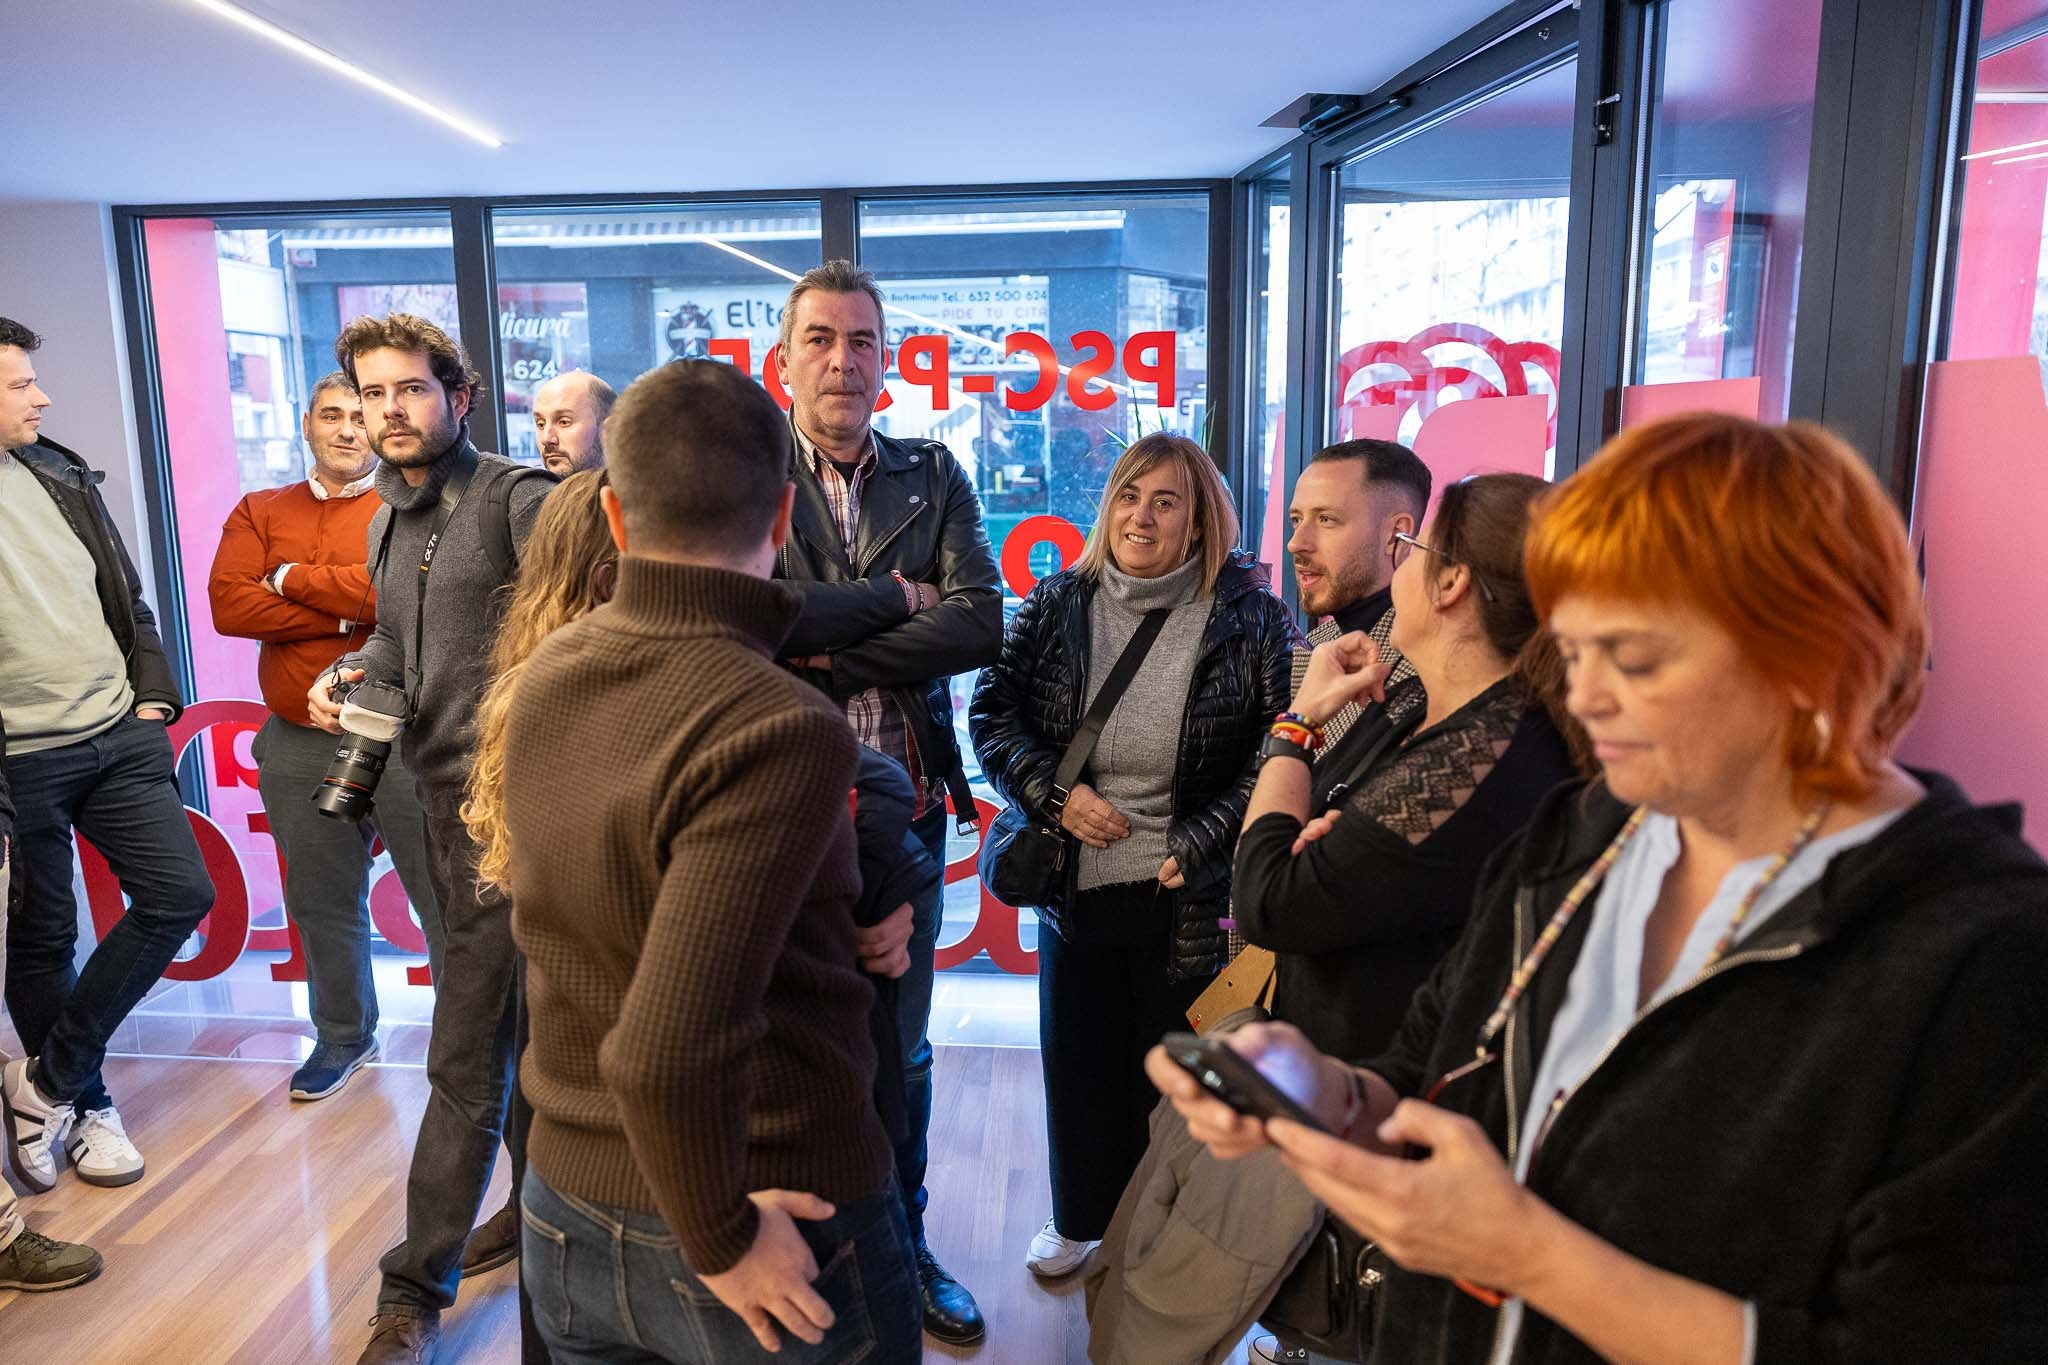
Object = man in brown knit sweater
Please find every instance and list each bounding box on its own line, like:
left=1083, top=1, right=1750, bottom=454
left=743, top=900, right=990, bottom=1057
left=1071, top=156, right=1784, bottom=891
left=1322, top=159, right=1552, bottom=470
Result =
left=502, top=360, right=918, bottom=1362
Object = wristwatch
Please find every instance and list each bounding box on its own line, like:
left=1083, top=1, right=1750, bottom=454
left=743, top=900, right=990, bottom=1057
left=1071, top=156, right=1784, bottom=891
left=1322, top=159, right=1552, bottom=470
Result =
left=1260, top=732, right=1315, bottom=765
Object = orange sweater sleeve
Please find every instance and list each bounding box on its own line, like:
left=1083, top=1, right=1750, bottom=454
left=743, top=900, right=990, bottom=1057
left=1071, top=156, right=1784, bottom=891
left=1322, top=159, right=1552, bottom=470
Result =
left=209, top=496, right=350, bottom=644
left=279, top=561, right=377, bottom=622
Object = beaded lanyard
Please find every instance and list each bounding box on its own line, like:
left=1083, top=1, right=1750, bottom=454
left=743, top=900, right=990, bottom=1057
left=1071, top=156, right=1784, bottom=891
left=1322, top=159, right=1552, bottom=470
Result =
left=1473, top=800, right=1833, bottom=1054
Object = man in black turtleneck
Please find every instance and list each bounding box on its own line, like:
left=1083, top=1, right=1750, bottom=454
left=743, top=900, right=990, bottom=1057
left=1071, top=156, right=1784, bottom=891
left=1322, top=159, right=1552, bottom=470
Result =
left=1283, top=438, right=1432, bottom=748
left=305, top=314, right=552, bottom=1365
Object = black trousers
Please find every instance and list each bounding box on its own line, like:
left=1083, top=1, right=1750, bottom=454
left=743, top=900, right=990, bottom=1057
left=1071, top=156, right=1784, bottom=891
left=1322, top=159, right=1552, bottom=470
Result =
left=1038, top=881, right=1206, bottom=1241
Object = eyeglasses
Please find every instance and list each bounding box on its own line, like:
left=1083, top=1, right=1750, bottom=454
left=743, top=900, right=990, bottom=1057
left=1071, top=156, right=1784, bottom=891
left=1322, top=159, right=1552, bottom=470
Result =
left=1392, top=531, right=1495, bottom=604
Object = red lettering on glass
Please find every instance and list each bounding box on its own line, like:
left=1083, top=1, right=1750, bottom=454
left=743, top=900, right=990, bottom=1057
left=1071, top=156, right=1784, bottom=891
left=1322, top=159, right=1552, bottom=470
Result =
left=1066, top=331, right=1118, bottom=411
left=208, top=720, right=262, bottom=790
left=370, top=872, right=435, bottom=986
left=79, top=807, right=250, bottom=983
left=72, top=699, right=438, bottom=987
left=1333, top=323, right=1562, bottom=451
left=762, top=345, right=795, bottom=409
left=896, top=334, right=951, bottom=409
left=702, top=331, right=1174, bottom=419
left=245, top=808, right=296, bottom=958
left=1122, top=331, right=1176, bottom=407
left=1004, top=332, right=1060, bottom=410
left=707, top=337, right=751, bottom=372
left=934, top=796, right=1037, bottom=974
left=999, top=514, right=1087, bottom=598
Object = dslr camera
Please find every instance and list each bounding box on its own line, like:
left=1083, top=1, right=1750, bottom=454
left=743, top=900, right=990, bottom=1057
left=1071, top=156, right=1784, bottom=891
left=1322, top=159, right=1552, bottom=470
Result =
left=312, top=678, right=412, bottom=821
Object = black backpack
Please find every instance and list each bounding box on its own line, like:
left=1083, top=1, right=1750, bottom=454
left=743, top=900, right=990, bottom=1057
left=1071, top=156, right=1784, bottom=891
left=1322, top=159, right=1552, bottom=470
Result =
left=478, top=463, right=560, bottom=582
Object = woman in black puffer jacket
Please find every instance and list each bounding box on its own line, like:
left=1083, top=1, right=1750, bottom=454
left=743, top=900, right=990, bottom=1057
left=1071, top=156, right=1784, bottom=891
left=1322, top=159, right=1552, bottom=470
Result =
left=971, top=434, right=1298, bottom=1277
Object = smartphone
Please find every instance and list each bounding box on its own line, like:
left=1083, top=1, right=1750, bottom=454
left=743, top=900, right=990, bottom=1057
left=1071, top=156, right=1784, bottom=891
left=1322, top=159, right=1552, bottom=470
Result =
left=1159, top=1031, right=1330, bottom=1134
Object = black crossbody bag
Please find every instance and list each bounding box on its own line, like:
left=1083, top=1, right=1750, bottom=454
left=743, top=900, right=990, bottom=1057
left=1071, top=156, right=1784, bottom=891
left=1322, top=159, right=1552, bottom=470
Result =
left=977, top=608, right=1170, bottom=909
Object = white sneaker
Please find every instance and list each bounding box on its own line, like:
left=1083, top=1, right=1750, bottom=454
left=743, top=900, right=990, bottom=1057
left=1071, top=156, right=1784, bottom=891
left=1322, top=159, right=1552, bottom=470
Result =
left=67, top=1106, right=145, bottom=1188
left=1025, top=1216, right=1096, bottom=1278
left=1, top=1058, right=75, bottom=1193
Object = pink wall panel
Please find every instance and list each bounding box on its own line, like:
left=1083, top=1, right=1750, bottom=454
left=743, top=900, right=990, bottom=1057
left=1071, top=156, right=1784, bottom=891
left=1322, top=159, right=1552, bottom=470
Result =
left=1620, top=376, right=1764, bottom=429
left=1897, top=357, right=2048, bottom=851
left=141, top=218, right=279, bottom=913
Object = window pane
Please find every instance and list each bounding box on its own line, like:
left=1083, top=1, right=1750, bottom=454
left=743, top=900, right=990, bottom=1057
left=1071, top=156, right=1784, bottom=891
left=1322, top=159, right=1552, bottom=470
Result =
left=858, top=193, right=1211, bottom=544
left=138, top=211, right=460, bottom=1042
left=1331, top=60, right=1575, bottom=484
left=1904, top=0, right=2048, bottom=857
left=489, top=204, right=823, bottom=464
left=1629, top=0, right=1824, bottom=420
left=1249, top=179, right=1291, bottom=573
left=856, top=192, right=1210, bottom=978
left=1946, top=0, right=2048, bottom=361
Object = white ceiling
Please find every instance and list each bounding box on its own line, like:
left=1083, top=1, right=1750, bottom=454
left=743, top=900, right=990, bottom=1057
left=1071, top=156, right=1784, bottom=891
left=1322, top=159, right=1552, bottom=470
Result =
left=5, top=0, right=1505, bottom=205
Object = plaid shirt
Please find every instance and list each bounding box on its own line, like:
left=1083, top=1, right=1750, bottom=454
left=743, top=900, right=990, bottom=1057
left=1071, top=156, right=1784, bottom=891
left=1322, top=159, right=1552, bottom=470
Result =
left=794, top=424, right=926, bottom=813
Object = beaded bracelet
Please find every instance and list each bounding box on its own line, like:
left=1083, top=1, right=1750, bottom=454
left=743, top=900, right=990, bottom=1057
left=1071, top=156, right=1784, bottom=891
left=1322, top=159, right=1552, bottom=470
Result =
left=1268, top=719, right=1321, bottom=751
left=1275, top=710, right=1325, bottom=739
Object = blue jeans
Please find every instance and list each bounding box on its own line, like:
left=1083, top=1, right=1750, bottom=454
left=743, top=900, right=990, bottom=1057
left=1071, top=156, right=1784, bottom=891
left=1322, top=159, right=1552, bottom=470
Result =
left=521, top=1171, right=920, bottom=1364
left=893, top=806, right=946, bottom=1246
left=2, top=715, right=214, bottom=1108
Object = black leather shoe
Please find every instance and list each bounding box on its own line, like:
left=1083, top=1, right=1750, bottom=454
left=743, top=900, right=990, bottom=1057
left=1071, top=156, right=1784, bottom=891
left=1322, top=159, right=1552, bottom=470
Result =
left=916, top=1244, right=986, bottom=1345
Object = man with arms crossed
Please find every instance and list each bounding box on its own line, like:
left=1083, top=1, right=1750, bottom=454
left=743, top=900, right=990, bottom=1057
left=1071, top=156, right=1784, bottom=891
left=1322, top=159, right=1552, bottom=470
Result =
left=504, top=359, right=916, bottom=1361
left=209, top=370, right=441, bottom=1101
left=773, top=261, right=1002, bottom=1344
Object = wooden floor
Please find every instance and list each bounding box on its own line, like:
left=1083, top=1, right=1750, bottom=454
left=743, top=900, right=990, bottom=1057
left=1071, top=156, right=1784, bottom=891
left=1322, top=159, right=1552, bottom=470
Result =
left=0, top=1045, right=1263, bottom=1364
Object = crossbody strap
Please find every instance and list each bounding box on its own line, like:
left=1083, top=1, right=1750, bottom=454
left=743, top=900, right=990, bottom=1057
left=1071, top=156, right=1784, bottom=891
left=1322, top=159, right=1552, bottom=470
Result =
left=405, top=459, right=477, bottom=706
left=1049, top=607, right=1171, bottom=816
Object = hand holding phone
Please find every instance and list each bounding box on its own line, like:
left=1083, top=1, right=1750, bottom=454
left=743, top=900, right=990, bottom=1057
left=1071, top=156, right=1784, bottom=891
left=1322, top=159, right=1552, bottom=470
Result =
left=1159, top=1031, right=1331, bottom=1134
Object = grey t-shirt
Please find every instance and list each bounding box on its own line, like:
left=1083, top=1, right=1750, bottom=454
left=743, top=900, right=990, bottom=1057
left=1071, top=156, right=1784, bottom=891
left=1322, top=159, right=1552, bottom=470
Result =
left=0, top=449, right=133, bottom=755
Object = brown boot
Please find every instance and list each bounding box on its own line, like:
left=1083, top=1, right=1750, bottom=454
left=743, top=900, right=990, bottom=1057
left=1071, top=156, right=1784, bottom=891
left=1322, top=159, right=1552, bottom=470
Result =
left=458, top=1197, right=520, bottom=1277
left=357, top=1311, right=439, bottom=1364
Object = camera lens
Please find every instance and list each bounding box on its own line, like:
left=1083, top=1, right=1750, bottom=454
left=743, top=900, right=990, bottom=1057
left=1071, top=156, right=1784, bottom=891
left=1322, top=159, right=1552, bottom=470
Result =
left=312, top=735, right=392, bottom=821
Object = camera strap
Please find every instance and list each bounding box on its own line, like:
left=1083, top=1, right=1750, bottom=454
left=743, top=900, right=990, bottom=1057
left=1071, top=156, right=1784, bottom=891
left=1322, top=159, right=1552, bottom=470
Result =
left=403, top=458, right=478, bottom=707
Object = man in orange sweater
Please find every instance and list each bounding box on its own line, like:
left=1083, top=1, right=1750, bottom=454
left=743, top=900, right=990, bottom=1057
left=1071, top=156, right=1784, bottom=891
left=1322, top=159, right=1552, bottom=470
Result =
left=208, top=370, right=438, bottom=1104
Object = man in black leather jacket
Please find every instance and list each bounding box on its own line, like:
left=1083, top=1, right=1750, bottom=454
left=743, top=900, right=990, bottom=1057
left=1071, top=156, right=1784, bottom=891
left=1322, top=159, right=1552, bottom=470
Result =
left=773, top=261, right=1002, bottom=1346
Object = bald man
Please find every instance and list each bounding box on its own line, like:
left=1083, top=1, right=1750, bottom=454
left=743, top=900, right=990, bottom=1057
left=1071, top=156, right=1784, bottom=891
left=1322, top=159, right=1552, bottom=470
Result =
left=531, top=370, right=616, bottom=475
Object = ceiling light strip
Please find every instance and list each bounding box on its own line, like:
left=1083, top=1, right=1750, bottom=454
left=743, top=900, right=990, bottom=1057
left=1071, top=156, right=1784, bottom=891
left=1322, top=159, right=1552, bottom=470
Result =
left=185, top=0, right=502, bottom=149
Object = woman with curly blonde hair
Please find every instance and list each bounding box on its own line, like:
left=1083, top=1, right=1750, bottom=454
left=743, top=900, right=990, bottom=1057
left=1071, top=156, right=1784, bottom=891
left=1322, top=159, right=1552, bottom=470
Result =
left=464, top=469, right=619, bottom=891
left=455, top=466, right=615, bottom=1361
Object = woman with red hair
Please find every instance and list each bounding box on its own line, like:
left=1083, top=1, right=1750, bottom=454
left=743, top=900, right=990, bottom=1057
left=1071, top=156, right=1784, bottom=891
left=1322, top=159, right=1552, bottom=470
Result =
left=1144, top=415, right=2048, bottom=1363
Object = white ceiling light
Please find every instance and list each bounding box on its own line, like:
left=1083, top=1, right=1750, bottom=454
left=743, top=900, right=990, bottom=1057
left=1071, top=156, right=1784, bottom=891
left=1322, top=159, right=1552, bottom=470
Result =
left=184, top=0, right=503, bottom=149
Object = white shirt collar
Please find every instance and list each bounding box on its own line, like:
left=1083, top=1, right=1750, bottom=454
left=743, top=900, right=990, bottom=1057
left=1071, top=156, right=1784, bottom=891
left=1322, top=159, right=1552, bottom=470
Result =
left=308, top=470, right=376, bottom=502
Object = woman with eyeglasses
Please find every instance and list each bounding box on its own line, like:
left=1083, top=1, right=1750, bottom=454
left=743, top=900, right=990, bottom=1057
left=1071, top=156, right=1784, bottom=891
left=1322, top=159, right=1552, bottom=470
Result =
left=1234, top=472, right=1589, bottom=1068
left=1148, top=415, right=2048, bottom=1364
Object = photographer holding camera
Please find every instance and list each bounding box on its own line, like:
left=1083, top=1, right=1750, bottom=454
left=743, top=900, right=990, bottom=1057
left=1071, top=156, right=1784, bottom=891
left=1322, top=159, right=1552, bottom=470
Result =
left=306, top=314, right=552, bottom=1365
left=209, top=369, right=440, bottom=1105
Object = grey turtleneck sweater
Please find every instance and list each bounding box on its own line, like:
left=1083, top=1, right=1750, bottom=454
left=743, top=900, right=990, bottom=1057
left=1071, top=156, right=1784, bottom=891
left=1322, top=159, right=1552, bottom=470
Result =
left=331, top=434, right=550, bottom=813
left=1077, top=554, right=1212, bottom=892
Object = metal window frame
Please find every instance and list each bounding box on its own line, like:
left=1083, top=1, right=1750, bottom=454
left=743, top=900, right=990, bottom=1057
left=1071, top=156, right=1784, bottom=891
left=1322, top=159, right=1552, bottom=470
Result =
left=1231, top=2, right=1586, bottom=586
left=110, top=177, right=1228, bottom=681
left=1791, top=0, right=1974, bottom=509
